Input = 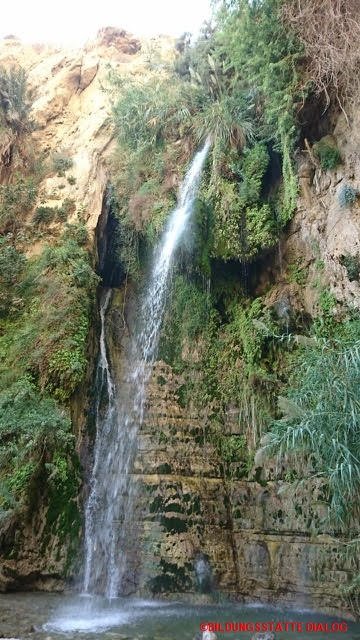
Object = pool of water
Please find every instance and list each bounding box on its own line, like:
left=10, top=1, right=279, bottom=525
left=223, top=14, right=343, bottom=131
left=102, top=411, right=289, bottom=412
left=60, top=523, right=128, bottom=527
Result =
left=0, top=593, right=359, bottom=640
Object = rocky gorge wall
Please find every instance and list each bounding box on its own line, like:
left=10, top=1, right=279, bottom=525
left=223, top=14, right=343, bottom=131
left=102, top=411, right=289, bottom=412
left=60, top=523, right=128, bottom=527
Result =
left=0, top=29, right=175, bottom=592
left=102, top=282, right=356, bottom=616
left=0, top=29, right=359, bottom=619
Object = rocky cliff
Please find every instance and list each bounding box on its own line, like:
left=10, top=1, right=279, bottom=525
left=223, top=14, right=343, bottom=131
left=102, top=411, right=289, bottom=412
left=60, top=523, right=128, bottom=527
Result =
left=99, top=101, right=360, bottom=615
left=103, top=291, right=356, bottom=617
left=0, top=27, right=359, bottom=619
left=0, top=27, right=156, bottom=591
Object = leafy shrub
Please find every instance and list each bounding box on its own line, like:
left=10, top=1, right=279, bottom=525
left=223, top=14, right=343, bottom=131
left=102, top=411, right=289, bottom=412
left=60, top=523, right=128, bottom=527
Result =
left=210, top=144, right=276, bottom=260
left=265, top=320, right=360, bottom=530
left=56, top=198, right=76, bottom=221
left=33, top=199, right=76, bottom=226
left=0, top=66, right=33, bottom=134
left=62, top=221, right=88, bottom=245
left=113, top=75, right=201, bottom=152
left=314, top=138, right=341, bottom=171
left=215, top=0, right=302, bottom=224
left=0, top=176, right=38, bottom=233
left=0, top=376, right=72, bottom=507
left=7, top=461, right=36, bottom=497
left=210, top=177, right=243, bottom=260
left=52, top=152, right=73, bottom=176
left=338, top=184, right=358, bottom=208
left=0, top=231, right=98, bottom=401
left=67, top=175, right=76, bottom=185
left=111, top=73, right=206, bottom=249
left=239, top=144, right=270, bottom=205
left=33, top=205, right=55, bottom=225
left=0, top=237, right=26, bottom=315
left=244, top=204, right=275, bottom=256
left=340, top=254, right=360, bottom=281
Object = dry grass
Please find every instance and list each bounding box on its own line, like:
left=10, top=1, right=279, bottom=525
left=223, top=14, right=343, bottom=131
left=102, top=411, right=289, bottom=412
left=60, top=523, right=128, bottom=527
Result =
left=283, top=0, right=360, bottom=108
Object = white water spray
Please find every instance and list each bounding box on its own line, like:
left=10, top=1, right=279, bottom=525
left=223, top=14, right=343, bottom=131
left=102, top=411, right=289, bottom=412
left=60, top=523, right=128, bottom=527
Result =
left=83, top=139, right=210, bottom=598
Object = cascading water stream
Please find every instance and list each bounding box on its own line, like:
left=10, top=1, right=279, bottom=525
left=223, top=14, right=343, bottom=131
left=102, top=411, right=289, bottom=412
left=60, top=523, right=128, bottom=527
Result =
left=83, top=139, right=210, bottom=599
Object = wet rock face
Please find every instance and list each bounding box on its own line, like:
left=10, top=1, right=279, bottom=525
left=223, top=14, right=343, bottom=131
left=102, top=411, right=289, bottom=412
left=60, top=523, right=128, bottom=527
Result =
left=101, top=294, right=354, bottom=616
left=0, top=33, right=175, bottom=592
left=0, top=36, right=358, bottom=616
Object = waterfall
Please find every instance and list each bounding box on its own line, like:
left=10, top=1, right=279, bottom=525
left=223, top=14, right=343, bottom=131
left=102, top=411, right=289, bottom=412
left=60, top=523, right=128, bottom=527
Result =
left=83, top=139, right=210, bottom=599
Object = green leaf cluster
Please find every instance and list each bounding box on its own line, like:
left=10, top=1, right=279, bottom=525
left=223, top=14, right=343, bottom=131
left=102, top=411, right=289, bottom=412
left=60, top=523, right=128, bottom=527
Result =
left=0, top=375, right=73, bottom=509
left=0, top=224, right=98, bottom=401
left=32, top=198, right=76, bottom=226
left=210, top=144, right=276, bottom=260
left=0, top=175, right=38, bottom=233
left=265, top=319, right=360, bottom=530
left=113, top=75, right=202, bottom=152
left=314, top=137, right=341, bottom=171
left=0, top=66, right=34, bottom=134
left=158, top=275, right=210, bottom=371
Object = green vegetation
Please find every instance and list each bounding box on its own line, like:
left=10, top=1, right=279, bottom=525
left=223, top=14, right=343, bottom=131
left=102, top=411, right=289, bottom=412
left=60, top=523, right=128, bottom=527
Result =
left=213, top=0, right=301, bottom=225
left=209, top=143, right=277, bottom=260
left=110, top=0, right=305, bottom=271
left=0, top=376, right=72, bottom=506
left=0, top=221, right=97, bottom=554
left=52, top=152, right=74, bottom=176
left=0, top=225, right=98, bottom=401
left=0, top=175, right=38, bottom=233
left=111, top=73, right=202, bottom=258
left=0, top=374, right=81, bottom=563
left=113, top=75, right=200, bottom=152
left=0, top=236, right=25, bottom=315
left=159, top=274, right=282, bottom=477
left=314, top=137, right=341, bottom=171
left=265, top=319, right=360, bottom=531
left=32, top=198, right=76, bottom=226
left=0, top=68, right=87, bottom=563
left=215, top=433, right=253, bottom=478
left=287, top=259, right=307, bottom=285
left=159, top=275, right=210, bottom=371
left=340, top=254, right=360, bottom=281
left=0, top=66, right=33, bottom=134
left=0, top=0, right=358, bottom=598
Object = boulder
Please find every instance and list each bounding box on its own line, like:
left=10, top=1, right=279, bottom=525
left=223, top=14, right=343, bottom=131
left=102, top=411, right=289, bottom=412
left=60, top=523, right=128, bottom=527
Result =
left=203, top=632, right=218, bottom=640
left=251, top=633, right=275, bottom=640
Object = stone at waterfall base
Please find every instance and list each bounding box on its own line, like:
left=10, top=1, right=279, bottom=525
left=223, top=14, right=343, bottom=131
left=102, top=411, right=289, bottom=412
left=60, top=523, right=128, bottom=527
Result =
left=193, top=632, right=218, bottom=640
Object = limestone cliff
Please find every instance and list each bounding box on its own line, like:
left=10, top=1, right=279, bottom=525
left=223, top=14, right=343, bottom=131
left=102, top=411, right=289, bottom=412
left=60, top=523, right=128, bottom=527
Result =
left=0, top=29, right=174, bottom=245
left=267, top=109, right=360, bottom=317
left=0, top=27, right=359, bottom=620
left=104, top=294, right=356, bottom=617
left=0, top=28, right=175, bottom=592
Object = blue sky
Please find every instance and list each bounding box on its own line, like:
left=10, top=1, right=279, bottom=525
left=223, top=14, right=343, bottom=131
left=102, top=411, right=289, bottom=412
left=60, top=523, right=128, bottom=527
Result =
left=1, top=0, right=212, bottom=45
